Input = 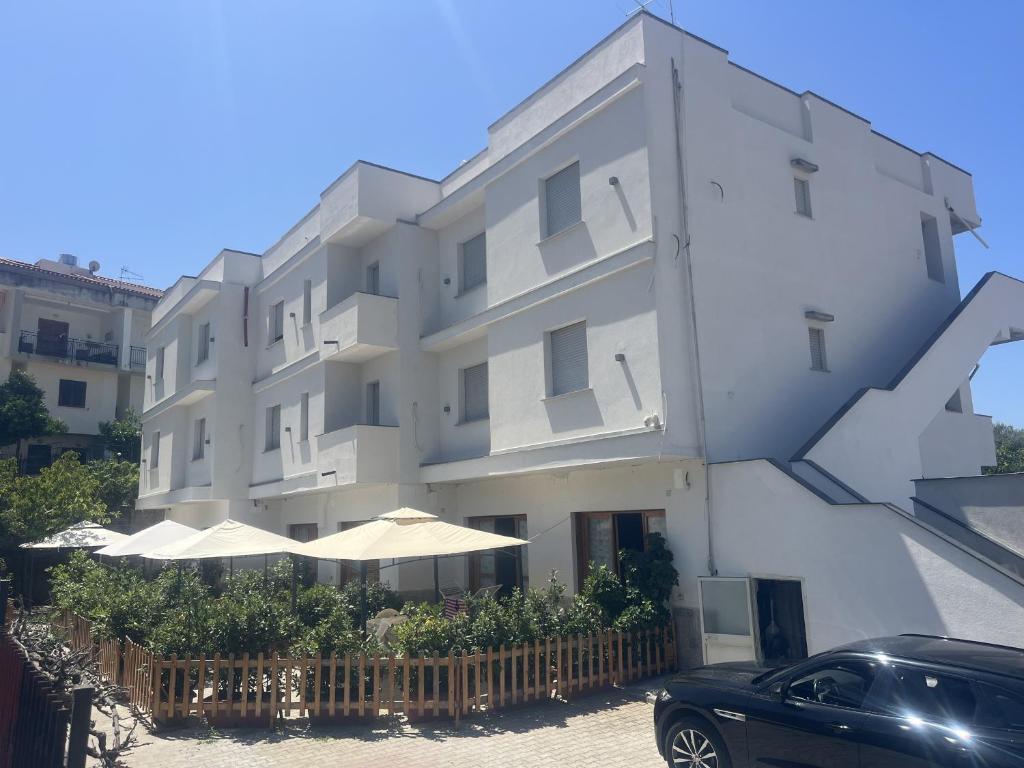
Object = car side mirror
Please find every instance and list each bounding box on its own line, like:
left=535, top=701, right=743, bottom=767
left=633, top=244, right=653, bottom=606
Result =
left=769, top=682, right=786, bottom=701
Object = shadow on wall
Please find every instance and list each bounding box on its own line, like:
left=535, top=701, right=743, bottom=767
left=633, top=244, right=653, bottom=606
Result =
left=544, top=388, right=604, bottom=434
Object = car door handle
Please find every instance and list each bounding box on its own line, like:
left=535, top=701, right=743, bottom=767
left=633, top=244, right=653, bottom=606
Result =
left=829, top=722, right=855, bottom=734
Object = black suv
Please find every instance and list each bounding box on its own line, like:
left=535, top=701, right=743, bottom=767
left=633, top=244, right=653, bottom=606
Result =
left=653, top=635, right=1024, bottom=767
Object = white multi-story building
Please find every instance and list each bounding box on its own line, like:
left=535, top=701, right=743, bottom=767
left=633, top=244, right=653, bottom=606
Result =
left=138, top=14, right=1024, bottom=666
left=0, top=254, right=161, bottom=469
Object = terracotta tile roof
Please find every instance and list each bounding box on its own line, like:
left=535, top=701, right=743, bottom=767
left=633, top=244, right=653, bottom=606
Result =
left=0, top=257, right=164, bottom=299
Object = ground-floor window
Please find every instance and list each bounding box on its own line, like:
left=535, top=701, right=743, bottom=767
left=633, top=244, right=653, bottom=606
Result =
left=467, top=515, right=527, bottom=598
left=573, top=510, right=666, bottom=588
left=337, top=521, right=380, bottom=586
left=287, top=523, right=319, bottom=585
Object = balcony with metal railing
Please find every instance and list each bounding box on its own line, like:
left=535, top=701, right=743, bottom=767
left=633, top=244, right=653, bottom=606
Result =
left=16, top=330, right=146, bottom=370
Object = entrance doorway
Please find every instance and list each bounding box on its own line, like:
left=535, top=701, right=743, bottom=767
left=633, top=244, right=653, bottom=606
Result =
left=37, top=318, right=69, bottom=357
left=754, top=578, right=808, bottom=665
left=698, top=576, right=809, bottom=666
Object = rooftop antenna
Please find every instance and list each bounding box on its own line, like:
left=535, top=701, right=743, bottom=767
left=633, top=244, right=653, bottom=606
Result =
left=119, top=266, right=145, bottom=284
left=626, top=0, right=656, bottom=16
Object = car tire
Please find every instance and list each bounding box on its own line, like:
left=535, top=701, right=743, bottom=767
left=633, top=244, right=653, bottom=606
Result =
left=663, top=715, right=731, bottom=768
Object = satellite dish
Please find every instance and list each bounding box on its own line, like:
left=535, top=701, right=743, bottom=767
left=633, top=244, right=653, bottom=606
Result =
left=88, top=260, right=101, bottom=273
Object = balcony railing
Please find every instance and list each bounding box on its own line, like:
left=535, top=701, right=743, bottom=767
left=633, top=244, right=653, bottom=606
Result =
left=18, top=330, right=119, bottom=367
left=129, top=346, right=147, bottom=370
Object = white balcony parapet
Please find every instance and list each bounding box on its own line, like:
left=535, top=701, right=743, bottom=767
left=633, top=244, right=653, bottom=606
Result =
left=319, top=292, right=398, bottom=363
left=317, top=424, right=399, bottom=486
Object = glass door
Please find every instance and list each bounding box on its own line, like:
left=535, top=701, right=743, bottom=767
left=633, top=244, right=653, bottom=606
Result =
left=698, top=576, right=757, bottom=664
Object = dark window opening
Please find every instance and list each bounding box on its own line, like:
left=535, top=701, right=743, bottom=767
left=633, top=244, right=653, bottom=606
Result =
left=574, top=510, right=666, bottom=588
left=755, top=578, right=808, bottom=665
left=58, top=379, right=87, bottom=408
left=468, top=515, right=526, bottom=598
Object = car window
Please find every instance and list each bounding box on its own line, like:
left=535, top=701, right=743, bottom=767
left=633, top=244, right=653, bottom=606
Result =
left=788, top=661, right=880, bottom=710
left=975, top=684, right=1024, bottom=730
left=873, top=665, right=976, bottom=723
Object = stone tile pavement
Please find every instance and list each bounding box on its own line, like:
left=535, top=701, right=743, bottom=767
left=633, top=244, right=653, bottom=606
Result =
left=109, top=688, right=668, bottom=768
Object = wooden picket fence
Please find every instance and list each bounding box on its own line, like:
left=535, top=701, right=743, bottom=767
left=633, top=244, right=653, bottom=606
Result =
left=151, top=626, right=675, bottom=726
left=54, top=612, right=676, bottom=727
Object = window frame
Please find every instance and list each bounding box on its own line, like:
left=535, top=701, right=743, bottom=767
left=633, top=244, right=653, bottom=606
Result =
left=265, top=404, right=281, bottom=452
left=460, top=361, right=489, bottom=423
left=794, top=176, right=813, bottom=218
left=458, top=232, right=487, bottom=295
left=808, top=326, right=829, bottom=373
left=155, top=346, right=165, bottom=381
left=366, top=262, right=380, bottom=296
left=542, top=160, right=582, bottom=239
left=151, top=431, right=160, bottom=469
left=57, top=378, right=87, bottom=409
left=268, top=301, right=285, bottom=345
left=302, top=279, right=313, bottom=325
left=547, top=320, right=590, bottom=397
left=365, top=380, right=381, bottom=426
left=299, top=392, right=310, bottom=441
left=784, top=659, right=883, bottom=712
left=467, top=515, right=528, bottom=594
left=196, top=322, right=211, bottom=364
left=192, top=417, right=206, bottom=461
left=573, top=510, right=666, bottom=588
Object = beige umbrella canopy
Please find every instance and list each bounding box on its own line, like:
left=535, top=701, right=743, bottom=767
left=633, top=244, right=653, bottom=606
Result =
left=95, top=520, right=198, bottom=557
left=299, top=507, right=529, bottom=561
left=20, top=521, right=129, bottom=550
left=142, top=518, right=308, bottom=560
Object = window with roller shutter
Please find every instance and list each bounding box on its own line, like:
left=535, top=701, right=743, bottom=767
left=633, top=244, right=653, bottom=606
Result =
left=543, top=162, right=581, bottom=238
left=549, top=321, right=588, bottom=396
left=808, top=327, right=828, bottom=372
left=461, top=362, right=489, bottom=422
left=460, top=233, right=487, bottom=293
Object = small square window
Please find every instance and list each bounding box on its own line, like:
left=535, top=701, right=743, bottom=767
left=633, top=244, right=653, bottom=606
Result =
left=794, top=177, right=812, bottom=218
left=265, top=405, right=281, bottom=451
left=58, top=379, right=87, bottom=408
left=460, top=233, right=487, bottom=293
left=193, top=417, right=206, bottom=460
left=544, top=162, right=581, bottom=238
left=808, top=327, right=828, bottom=372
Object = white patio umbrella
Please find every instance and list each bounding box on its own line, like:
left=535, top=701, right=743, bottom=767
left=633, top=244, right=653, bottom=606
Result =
left=94, top=520, right=198, bottom=557
left=20, top=521, right=129, bottom=550
left=141, top=518, right=308, bottom=561
left=298, top=507, right=529, bottom=631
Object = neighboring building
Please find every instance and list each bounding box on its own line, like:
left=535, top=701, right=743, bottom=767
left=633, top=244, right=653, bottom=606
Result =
left=138, top=13, right=1024, bottom=666
left=0, top=254, right=161, bottom=469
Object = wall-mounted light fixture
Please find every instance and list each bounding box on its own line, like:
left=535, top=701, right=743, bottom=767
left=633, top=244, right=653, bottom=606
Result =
left=614, top=353, right=626, bottom=363
left=321, top=470, right=337, bottom=477
left=791, top=158, right=819, bottom=174
left=804, top=310, right=835, bottom=323
left=443, top=404, right=451, bottom=414
left=443, top=277, right=451, bottom=286
left=608, top=176, right=620, bottom=186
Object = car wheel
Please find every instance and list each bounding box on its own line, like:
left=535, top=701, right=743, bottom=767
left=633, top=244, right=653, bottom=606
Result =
left=663, top=715, right=731, bottom=768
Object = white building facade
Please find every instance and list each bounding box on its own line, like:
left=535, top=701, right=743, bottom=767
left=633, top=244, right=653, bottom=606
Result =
left=138, top=14, right=1024, bottom=667
left=0, top=255, right=160, bottom=469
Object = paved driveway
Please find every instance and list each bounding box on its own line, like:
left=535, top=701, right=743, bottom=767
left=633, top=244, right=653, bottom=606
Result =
left=116, top=690, right=665, bottom=768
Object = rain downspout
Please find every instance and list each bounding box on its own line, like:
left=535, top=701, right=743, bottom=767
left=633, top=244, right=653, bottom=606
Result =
left=671, top=55, right=716, bottom=576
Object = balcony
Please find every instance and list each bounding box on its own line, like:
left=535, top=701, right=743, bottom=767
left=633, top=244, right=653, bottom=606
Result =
left=319, top=292, right=398, bottom=362
left=316, top=424, right=399, bottom=486
left=18, top=329, right=119, bottom=367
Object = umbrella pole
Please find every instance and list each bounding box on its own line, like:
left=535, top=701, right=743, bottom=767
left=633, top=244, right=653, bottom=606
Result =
left=359, top=561, right=368, bottom=640
left=433, top=555, right=440, bottom=604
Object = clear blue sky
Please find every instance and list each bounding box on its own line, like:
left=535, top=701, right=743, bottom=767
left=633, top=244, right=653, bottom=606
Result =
left=1, top=1, right=1020, bottom=426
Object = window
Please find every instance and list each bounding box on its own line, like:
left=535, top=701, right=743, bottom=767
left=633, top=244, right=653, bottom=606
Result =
left=299, top=392, right=310, bottom=441
left=288, top=523, right=319, bottom=585
left=574, top=510, right=666, bottom=587
left=151, top=431, right=160, bottom=468
left=468, top=516, right=527, bottom=597
left=365, top=381, right=380, bottom=426
left=921, top=214, right=945, bottom=283
left=461, top=362, right=489, bottom=422
left=460, top=233, right=487, bottom=293
left=155, top=347, right=165, bottom=380
left=302, top=279, right=312, bottom=325
left=196, top=323, right=210, bottom=364
left=877, top=665, right=977, bottom=723
left=788, top=661, right=881, bottom=710
left=58, top=379, right=86, bottom=408
left=544, top=161, right=581, bottom=237
left=337, top=521, right=380, bottom=585
left=366, top=262, right=380, bottom=295
left=808, top=327, right=828, bottom=372
left=265, top=405, right=281, bottom=451
left=549, top=321, right=589, bottom=396
left=976, top=684, right=1024, bottom=730
left=794, top=177, right=812, bottom=217
left=192, top=418, right=206, bottom=460
left=269, top=301, right=284, bottom=344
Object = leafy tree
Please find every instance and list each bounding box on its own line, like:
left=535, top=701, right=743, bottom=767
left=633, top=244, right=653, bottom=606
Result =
left=87, top=458, right=139, bottom=518
left=984, top=422, right=1024, bottom=475
left=98, top=408, right=141, bottom=462
left=0, top=452, right=108, bottom=545
left=0, top=369, right=66, bottom=460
